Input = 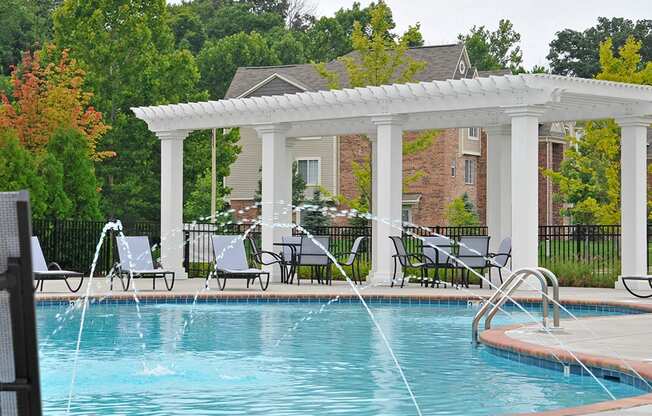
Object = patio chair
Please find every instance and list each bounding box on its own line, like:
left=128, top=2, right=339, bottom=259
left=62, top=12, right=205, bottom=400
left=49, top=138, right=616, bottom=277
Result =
left=333, top=236, right=366, bottom=284
left=210, top=235, right=269, bottom=291
left=421, top=236, right=453, bottom=288
left=112, top=236, right=175, bottom=291
left=279, top=235, right=302, bottom=284
left=249, top=237, right=286, bottom=283
left=296, top=236, right=331, bottom=285
left=389, top=236, right=433, bottom=288
left=488, top=237, right=512, bottom=284
left=31, top=236, right=84, bottom=293
left=453, top=236, right=490, bottom=288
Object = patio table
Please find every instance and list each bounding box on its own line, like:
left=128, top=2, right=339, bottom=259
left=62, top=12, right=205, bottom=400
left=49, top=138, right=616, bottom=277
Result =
left=273, top=241, right=301, bottom=283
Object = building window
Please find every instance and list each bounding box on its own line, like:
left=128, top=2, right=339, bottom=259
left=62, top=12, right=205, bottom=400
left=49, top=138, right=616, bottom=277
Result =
left=464, top=159, right=476, bottom=185
left=451, top=159, right=456, bottom=177
left=468, top=127, right=480, bottom=140
left=297, top=158, right=320, bottom=185
left=402, top=206, right=412, bottom=224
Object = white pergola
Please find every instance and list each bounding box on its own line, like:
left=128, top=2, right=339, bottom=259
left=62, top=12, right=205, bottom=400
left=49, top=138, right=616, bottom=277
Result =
left=133, top=74, right=652, bottom=287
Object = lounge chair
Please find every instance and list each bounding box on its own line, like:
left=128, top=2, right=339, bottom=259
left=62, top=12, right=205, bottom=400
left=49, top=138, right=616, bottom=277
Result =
left=389, top=236, right=434, bottom=288
left=278, top=235, right=302, bottom=283
left=621, top=276, right=652, bottom=298
left=296, top=236, right=331, bottom=285
left=210, top=235, right=269, bottom=291
left=488, top=237, right=512, bottom=284
left=421, top=236, right=453, bottom=288
left=453, top=236, right=490, bottom=288
left=112, top=236, right=175, bottom=291
left=31, top=236, right=84, bottom=292
left=334, top=236, right=366, bottom=284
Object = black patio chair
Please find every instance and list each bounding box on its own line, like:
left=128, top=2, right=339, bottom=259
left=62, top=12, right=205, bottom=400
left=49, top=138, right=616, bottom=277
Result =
left=421, top=236, right=453, bottom=288
left=333, top=236, right=366, bottom=284
left=249, top=237, right=286, bottom=283
left=488, top=237, right=512, bottom=285
left=296, top=236, right=332, bottom=285
left=31, top=236, right=84, bottom=293
left=389, top=236, right=434, bottom=288
left=451, top=236, right=490, bottom=288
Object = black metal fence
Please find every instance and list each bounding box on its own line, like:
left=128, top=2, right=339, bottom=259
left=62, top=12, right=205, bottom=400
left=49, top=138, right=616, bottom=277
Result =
left=32, top=219, right=652, bottom=280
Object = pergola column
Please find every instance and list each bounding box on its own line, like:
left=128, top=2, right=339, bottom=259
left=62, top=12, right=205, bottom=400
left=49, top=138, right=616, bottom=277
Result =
left=616, top=116, right=651, bottom=288
left=157, top=130, right=190, bottom=278
left=485, top=124, right=512, bottom=282
left=369, top=115, right=404, bottom=285
left=256, top=124, right=292, bottom=282
left=505, top=107, right=545, bottom=271
left=368, top=133, right=378, bottom=278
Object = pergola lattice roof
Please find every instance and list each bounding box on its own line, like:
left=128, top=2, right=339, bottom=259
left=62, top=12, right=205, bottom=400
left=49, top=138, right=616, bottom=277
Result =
left=132, top=74, right=652, bottom=137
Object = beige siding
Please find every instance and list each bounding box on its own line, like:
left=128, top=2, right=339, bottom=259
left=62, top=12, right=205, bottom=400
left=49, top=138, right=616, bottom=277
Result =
left=459, top=128, right=482, bottom=156
left=225, top=128, right=338, bottom=200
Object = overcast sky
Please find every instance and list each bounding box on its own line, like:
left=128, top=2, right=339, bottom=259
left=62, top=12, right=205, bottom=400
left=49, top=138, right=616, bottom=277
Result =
left=314, top=0, right=651, bottom=69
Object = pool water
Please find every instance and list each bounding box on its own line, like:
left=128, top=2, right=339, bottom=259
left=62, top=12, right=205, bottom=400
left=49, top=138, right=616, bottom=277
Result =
left=37, top=301, right=644, bottom=415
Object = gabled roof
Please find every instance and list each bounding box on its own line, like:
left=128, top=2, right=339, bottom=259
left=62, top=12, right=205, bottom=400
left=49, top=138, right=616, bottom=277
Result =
left=225, top=43, right=469, bottom=99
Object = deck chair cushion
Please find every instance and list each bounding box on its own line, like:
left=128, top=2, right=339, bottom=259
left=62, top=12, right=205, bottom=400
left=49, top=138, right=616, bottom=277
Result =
left=30, top=237, right=49, bottom=273
left=212, top=235, right=253, bottom=272
left=299, top=236, right=330, bottom=266
left=422, top=236, right=453, bottom=265
left=117, top=236, right=155, bottom=271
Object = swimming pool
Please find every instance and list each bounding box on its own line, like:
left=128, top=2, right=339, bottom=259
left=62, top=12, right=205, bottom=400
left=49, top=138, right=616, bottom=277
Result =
left=37, top=300, right=646, bottom=415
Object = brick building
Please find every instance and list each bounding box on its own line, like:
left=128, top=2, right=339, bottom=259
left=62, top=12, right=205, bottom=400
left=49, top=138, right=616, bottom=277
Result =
left=224, top=43, right=568, bottom=226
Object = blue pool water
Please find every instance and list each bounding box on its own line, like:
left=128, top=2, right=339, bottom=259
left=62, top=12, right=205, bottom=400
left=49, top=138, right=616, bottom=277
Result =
left=37, top=301, right=644, bottom=415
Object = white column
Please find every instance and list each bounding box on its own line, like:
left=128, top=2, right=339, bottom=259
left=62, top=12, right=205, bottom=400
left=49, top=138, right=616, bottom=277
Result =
left=369, top=116, right=404, bottom=285
left=485, top=124, right=512, bottom=283
left=505, top=107, right=544, bottom=271
left=368, top=133, right=379, bottom=279
left=616, top=116, right=651, bottom=289
left=157, top=130, right=190, bottom=279
left=257, top=124, right=292, bottom=282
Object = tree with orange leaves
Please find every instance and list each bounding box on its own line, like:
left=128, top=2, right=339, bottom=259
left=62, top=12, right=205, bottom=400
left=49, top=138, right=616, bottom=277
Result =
left=0, top=44, right=111, bottom=160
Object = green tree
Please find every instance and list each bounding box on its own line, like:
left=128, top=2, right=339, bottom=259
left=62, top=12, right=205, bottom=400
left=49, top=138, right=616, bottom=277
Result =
left=458, top=19, right=523, bottom=73
left=183, top=128, right=241, bottom=220
left=445, top=193, right=480, bottom=226
left=37, top=152, right=71, bottom=219
left=47, top=128, right=102, bottom=220
left=315, top=2, right=425, bottom=89
left=0, top=130, right=47, bottom=217
left=198, top=32, right=280, bottom=99
left=168, top=3, right=207, bottom=54
left=0, top=0, right=36, bottom=75
left=254, top=161, right=306, bottom=207
left=301, top=189, right=331, bottom=231
left=203, top=2, right=284, bottom=41
left=547, top=17, right=652, bottom=78
left=544, top=37, right=652, bottom=224
left=54, top=0, right=204, bottom=221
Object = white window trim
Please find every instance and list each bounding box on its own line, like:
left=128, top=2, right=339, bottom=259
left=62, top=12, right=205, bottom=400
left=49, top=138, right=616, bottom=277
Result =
left=295, top=157, right=321, bottom=186
left=451, top=159, right=456, bottom=177
left=464, top=159, right=476, bottom=185
left=468, top=127, right=480, bottom=141
left=402, top=206, right=413, bottom=224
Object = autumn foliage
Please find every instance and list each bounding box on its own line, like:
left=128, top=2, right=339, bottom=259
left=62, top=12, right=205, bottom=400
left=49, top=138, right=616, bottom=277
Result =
left=0, top=45, right=111, bottom=159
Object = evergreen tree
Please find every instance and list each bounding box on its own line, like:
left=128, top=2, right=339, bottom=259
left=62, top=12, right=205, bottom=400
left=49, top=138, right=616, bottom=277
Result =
left=445, top=193, right=480, bottom=227
left=47, top=128, right=102, bottom=220
left=301, top=189, right=331, bottom=232
left=0, top=130, right=47, bottom=217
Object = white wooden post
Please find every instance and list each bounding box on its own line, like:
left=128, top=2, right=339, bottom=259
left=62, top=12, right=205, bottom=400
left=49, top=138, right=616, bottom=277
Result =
left=157, top=130, right=190, bottom=279
left=616, top=116, right=651, bottom=289
left=369, top=116, right=404, bottom=285
left=368, top=133, right=378, bottom=280
left=485, top=124, right=512, bottom=284
left=257, top=124, right=292, bottom=282
left=505, top=107, right=544, bottom=271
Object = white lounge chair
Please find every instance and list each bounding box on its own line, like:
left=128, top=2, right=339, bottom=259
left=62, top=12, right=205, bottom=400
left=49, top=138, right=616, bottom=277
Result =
left=31, top=236, right=84, bottom=292
left=112, top=236, right=175, bottom=291
left=210, top=235, right=269, bottom=291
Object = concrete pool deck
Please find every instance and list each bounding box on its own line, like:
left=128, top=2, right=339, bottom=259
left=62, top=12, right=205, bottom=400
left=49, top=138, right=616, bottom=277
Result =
left=36, top=278, right=652, bottom=415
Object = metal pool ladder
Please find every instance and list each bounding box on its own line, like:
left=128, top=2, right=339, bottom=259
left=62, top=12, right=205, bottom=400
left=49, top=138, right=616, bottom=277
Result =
left=472, top=267, right=561, bottom=344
